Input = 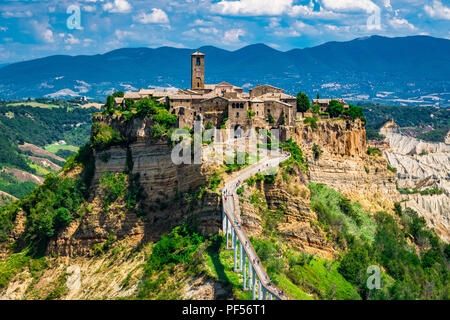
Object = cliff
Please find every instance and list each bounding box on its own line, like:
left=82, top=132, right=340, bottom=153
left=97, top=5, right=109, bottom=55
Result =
left=379, top=121, right=450, bottom=242
left=46, top=115, right=223, bottom=257
left=290, top=119, right=399, bottom=213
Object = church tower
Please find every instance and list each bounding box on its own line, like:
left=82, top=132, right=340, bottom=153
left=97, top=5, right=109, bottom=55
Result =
left=191, top=51, right=205, bottom=90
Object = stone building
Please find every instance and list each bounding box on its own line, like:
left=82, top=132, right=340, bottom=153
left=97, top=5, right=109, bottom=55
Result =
left=312, top=98, right=349, bottom=112
left=114, top=51, right=298, bottom=131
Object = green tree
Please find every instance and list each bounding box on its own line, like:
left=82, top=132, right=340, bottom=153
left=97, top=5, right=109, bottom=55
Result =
left=344, top=104, right=364, bottom=120
left=328, top=100, right=344, bottom=118
left=112, top=91, right=124, bottom=98
left=296, top=92, right=310, bottom=113
left=104, top=95, right=115, bottom=114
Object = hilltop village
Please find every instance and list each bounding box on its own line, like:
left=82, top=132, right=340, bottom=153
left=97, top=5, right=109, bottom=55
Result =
left=112, top=51, right=351, bottom=132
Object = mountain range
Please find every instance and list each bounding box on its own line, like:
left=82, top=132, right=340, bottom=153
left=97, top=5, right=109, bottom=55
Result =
left=0, top=35, right=449, bottom=107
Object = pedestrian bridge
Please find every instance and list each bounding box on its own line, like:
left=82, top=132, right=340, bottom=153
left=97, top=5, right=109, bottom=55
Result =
left=221, top=149, right=291, bottom=300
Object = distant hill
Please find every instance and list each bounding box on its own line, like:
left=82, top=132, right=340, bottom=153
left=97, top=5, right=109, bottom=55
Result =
left=0, top=35, right=449, bottom=107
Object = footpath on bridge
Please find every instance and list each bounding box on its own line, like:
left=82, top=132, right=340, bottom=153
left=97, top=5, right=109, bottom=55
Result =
left=221, top=148, right=291, bottom=300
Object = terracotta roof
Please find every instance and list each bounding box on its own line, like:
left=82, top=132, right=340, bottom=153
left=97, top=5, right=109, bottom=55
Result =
left=191, top=51, right=205, bottom=56
left=124, top=92, right=142, bottom=99
left=251, top=84, right=283, bottom=91
left=260, top=93, right=296, bottom=100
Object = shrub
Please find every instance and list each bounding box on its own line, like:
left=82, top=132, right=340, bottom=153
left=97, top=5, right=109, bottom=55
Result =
left=312, top=143, right=322, bottom=161
left=387, top=164, right=397, bottom=174
left=281, top=138, right=308, bottom=171
left=99, top=173, right=127, bottom=212
left=90, top=123, right=124, bottom=151
left=145, top=225, right=203, bottom=272
left=367, top=146, right=382, bottom=157
left=304, top=116, right=318, bottom=129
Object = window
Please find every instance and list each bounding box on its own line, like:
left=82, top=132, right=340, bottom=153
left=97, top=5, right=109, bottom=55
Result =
left=196, top=57, right=201, bottom=66
left=236, top=112, right=239, bottom=117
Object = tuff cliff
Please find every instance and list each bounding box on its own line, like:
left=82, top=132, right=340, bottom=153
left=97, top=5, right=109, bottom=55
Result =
left=379, top=121, right=450, bottom=242
left=237, top=119, right=399, bottom=260
left=290, top=120, right=398, bottom=212
left=51, top=118, right=400, bottom=258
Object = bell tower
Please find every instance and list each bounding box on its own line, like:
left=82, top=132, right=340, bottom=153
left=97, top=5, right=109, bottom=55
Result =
left=191, top=51, right=205, bottom=90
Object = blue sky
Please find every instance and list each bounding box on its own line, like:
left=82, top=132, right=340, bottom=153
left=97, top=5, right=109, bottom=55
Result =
left=0, top=0, right=449, bottom=63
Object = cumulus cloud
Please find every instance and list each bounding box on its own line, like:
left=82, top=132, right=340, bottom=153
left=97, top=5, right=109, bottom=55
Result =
left=320, top=0, right=379, bottom=13
left=224, top=28, right=246, bottom=43
left=64, top=34, right=81, bottom=45
left=134, top=9, right=170, bottom=24
left=213, top=0, right=292, bottom=16
left=103, top=0, right=131, bottom=13
left=43, top=29, right=54, bottom=43
left=424, top=0, right=450, bottom=20
left=83, top=5, right=97, bottom=13
left=389, top=17, right=416, bottom=30
left=211, top=0, right=340, bottom=19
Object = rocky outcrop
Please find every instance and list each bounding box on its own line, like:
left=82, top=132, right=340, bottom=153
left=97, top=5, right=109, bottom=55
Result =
left=285, top=119, right=367, bottom=157
left=380, top=121, right=450, bottom=155
left=239, top=164, right=335, bottom=259
left=48, top=115, right=222, bottom=256
left=380, top=120, right=450, bottom=242
left=288, top=119, right=399, bottom=213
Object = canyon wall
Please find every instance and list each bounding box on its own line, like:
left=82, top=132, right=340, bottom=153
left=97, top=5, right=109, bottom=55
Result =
left=47, top=115, right=222, bottom=256
left=380, top=121, right=450, bottom=242
left=289, top=120, right=399, bottom=213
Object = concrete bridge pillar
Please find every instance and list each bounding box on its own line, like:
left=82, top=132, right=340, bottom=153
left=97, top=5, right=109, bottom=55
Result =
left=243, top=252, right=247, bottom=290
left=252, top=268, right=256, bottom=300
left=239, top=241, right=243, bottom=271
left=231, top=225, right=235, bottom=249
left=248, top=256, right=252, bottom=289
left=225, top=215, right=229, bottom=249
left=233, top=230, right=238, bottom=271
left=258, top=280, right=262, bottom=300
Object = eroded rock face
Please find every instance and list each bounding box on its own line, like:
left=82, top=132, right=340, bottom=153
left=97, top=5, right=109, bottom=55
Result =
left=380, top=120, right=450, bottom=242
left=290, top=120, right=399, bottom=213
left=239, top=164, right=335, bottom=259
left=47, top=115, right=222, bottom=257
left=288, top=119, right=367, bottom=157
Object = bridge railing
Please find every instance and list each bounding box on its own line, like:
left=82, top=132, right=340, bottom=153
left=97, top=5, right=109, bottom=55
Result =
left=220, top=151, right=292, bottom=300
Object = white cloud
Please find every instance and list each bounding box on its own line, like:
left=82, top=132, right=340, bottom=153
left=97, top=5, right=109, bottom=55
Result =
left=212, top=0, right=340, bottom=19
left=83, top=5, right=97, bottom=13
left=321, top=0, right=379, bottom=13
left=103, top=0, right=131, bottom=13
left=134, top=9, right=169, bottom=24
left=212, top=0, right=293, bottom=16
left=424, top=0, right=450, bottom=20
left=389, top=17, right=416, bottom=30
left=43, top=29, right=54, bottom=43
left=223, top=28, right=246, bottom=43
left=189, top=19, right=214, bottom=27
left=1, top=10, right=32, bottom=18
left=198, top=27, right=220, bottom=35
left=64, top=34, right=81, bottom=45
left=0, top=27, right=7, bottom=32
